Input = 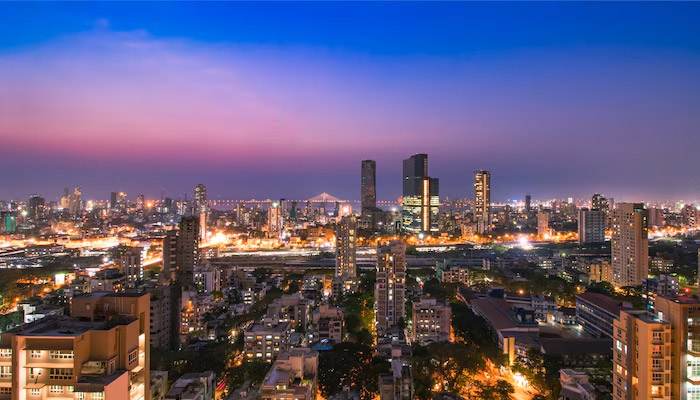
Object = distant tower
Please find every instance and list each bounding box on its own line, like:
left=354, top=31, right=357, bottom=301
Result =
left=375, top=240, right=407, bottom=337
left=176, top=215, right=200, bottom=286
left=611, top=203, right=649, bottom=287
left=525, top=195, right=532, bottom=213
left=335, top=216, right=357, bottom=278
left=537, top=210, right=550, bottom=237
left=194, top=184, right=207, bottom=214
left=361, top=159, right=377, bottom=211
left=27, top=194, right=45, bottom=220
left=578, top=208, right=606, bottom=244
left=268, top=201, right=282, bottom=234
left=474, top=170, right=491, bottom=233
left=402, top=154, right=439, bottom=233
left=120, top=246, right=143, bottom=288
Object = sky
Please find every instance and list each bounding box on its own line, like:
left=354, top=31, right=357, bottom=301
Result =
left=1, top=2, right=700, bottom=203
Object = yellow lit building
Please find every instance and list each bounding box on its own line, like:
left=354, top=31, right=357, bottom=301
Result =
left=589, top=261, right=613, bottom=284
left=0, top=292, right=149, bottom=400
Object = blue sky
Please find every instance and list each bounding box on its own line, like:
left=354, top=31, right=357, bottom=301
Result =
left=1, top=2, right=699, bottom=202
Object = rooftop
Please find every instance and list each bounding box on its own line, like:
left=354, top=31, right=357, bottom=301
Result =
left=7, top=315, right=136, bottom=336
left=576, top=292, right=628, bottom=316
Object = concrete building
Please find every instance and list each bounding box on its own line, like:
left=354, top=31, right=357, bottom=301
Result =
left=578, top=208, right=606, bottom=244
left=120, top=246, right=143, bottom=288
left=360, top=160, right=380, bottom=229
left=612, top=310, right=671, bottom=400
left=401, top=154, right=439, bottom=233
left=654, top=296, right=700, bottom=400
left=266, top=293, right=311, bottom=330
left=335, top=216, right=357, bottom=278
left=559, top=369, right=596, bottom=400
left=411, top=298, right=451, bottom=345
left=378, top=359, right=414, bottom=400
left=0, top=292, right=150, bottom=400
left=473, top=170, right=491, bottom=234
left=259, top=348, right=318, bottom=400
left=243, top=320, right=291, bottom=361
left=588, top=261, right=613, bottom=284
left=576, top=292, right=629, bottom=338
left=165, top=371, right=215, bottom=400
left=148, top=285, right=173, bottom=350
left=375, top=241, right=407, bottom=337
left=193, top=265, right=221, bottom=293
left=310, top=304, right=344, bottom=344
left=537, top=211, right=550, bottom=237
left=180, top=289, right=213, bottom=339
left=439, top=264, right=471, bottom=285
left=611, top=203, right=649, bottom=287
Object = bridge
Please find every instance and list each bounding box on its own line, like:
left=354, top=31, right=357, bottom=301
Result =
left=209, top=193, right=400, bottom=207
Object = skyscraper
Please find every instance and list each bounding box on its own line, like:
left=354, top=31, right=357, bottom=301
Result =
left=402, top=154, right=439, bottom=233
left=335, top=216, right=357, bottom=278
left=375, top=240, right=406, bottom=337
left=578, top=208, right=606, bottom=244
left=361, top=160, right=377, bottom=210
left=175, top=215, right=200, bottom=286
left=27, top=194, right=44, bottom=220
left=473, top=170, right=491, bottom=233
left=525, top=194, right=531, bottom=213
left=537, top=210, right=550, bottom=237
left=194, top=184, right=207, bottom=214
left=268, top=200, right=282, bottom=234
left=120, top=246, right=143, bottom=288
left=611, top=203, right=649, bottom=287
left=591, top=193, right=609, bottom=211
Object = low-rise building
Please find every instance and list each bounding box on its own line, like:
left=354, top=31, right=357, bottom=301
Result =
left=165, top=371, right=215, bottom=400
left=411, top=297, right=451, bottom=345
left=244, top=320, right=291, bottom=361
left=310, top=304, right=344, bottom=344
left=378, top=359, right=413, bottom=400
left=558, top=369, right=596, bottom=400
left=575, top=292, right=629, bottom=338
left=259, top=348, right=318, bottom=400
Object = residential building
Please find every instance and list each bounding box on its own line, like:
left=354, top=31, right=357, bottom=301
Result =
left=148, top=285, right=173, bottom=350
left=589, top=261, right=613, bottom=284
left=310, top=304, right=344, bottom=344
left=193, top=265, right=221, bottom=293
left=411, top=298, right=451, bottom=345
left=165, top=372, right=215, bottom=400
left=243, top=320, right=291, bottom=361
left=150, top=371, right=169, bottom=400
left=578, top=208, right=606, bottom=244
left=559, top=369, right=596, bottom=400
left=611, top=203, right=649, bottom=287
left=612, top=310, right=671, bottom=400
left=0, top=292, right=150, bottom=400
left=119, top=246, right=143, bottom=288
left=538, top=211, right=550, bottom=237
left=375, top=241, right=407, bottom=337
left=335, top=216, right=357, bottom=278
left=378, top=359, right=414, bottom=400
left=259, top=348, right=318, bottom=400
left=474, top=170, right=491, bottom=234
left=266, top=293, right=311, bottom=330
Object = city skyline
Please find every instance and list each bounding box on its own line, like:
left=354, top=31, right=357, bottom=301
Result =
left=2, top=2, right=700, bottom=202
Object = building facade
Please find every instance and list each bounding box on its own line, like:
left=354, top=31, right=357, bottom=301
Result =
left=401, top=154, right=439, bottom=233
left=375, top=241, right=407, bottom=337
left=611, top=203, right=649, bottom=287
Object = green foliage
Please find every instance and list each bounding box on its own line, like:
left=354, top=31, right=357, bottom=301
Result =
left=473, top=380, right=515, bottom=400
left=422, top=278, right=458, bottom=301
left=226, top=360, right=270, bottom=389
left=318, top=342, right=389, bottom=400
left=451, top=302, right=504, bottom=363
left=512, top=348, right=562, bottom=397
left=412, top=342, right=485, bottom=394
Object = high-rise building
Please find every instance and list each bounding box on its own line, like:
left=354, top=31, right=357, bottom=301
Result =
left=578, top=208, right=606, bottom=244
left=682, top=204, right=699, bottom=228
left=110, top=191, right=118, bottom=209
left=162, top=230, right=178, bottom=283
left=474, top=170, right=491, bottom=233
left=268, top=201, right=282, bottom=234
left=175, top=216, right=201, bottom=287
left=592, top=193, right=609, bottom=211
left=612, top=309, right=671, bottom=400
left=525, top=195, right=532, bottom=213
left=375, top=240, right=406, bottom=337
left=0, top=292, right=151, bottom=400
left=361, top=159, right=377, bottom=209
left=611, top=203, right=649, bottom=287
left=194, top=184, right=207, bottom=215
left=119, top=246, right=143, bottom=288
left=28, top=194, right=45, bottom=220
left=537, top=210, right=550, bottom=237
left=335, top=216, right=357, bottom=278
left=402, top=154, right=439, bottom=233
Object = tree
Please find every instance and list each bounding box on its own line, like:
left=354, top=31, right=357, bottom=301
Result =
left=473, top=380, right=514, bottom=400
left=318, top=342, right=389, bottom=400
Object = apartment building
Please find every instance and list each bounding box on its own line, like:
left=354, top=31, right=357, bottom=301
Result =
left=259, top=348, right=318, bottom=400
left=411, top=298, right=451, bottom=345
left=310, top=304, right=344, bottom=344
left=243, top=320, right=291, bottom=361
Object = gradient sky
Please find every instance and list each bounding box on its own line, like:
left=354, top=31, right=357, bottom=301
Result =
left=1, top=2, right=700, bottom=203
